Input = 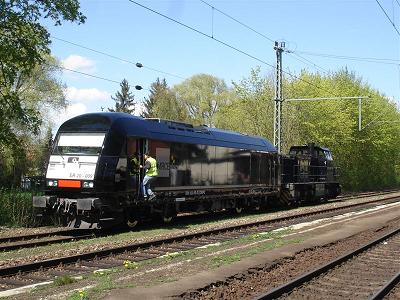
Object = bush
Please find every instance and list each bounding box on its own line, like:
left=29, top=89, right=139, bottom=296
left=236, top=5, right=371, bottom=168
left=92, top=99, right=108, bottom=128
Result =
left=0, top=188, right=36, bottom=227
left=53, top=275, right=76, bottom=286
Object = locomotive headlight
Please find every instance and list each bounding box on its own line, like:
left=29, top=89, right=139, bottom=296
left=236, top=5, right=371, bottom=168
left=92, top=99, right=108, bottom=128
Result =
left=47, top=180, right=58, bottom=187
left=83, top=181, right=94, bottom=188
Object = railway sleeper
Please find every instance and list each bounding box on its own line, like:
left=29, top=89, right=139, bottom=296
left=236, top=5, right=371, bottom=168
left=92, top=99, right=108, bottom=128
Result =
left=45, top=269, right=77, bottom=277
left=143, top=249, right=168, bottom=256
left=0, top=278, right=29, bottom=288
left=63, top=265, right=94, bottom=273
left=22, top=274, right=53, bottom=282
left=161, top=245, right=192, bottom=251
left=79, top=260, right=118, bottom=269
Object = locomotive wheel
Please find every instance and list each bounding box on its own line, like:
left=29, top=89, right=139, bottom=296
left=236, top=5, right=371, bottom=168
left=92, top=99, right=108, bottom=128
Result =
left=235, top=207, right=243, bottom=214
left=127, top=219, right=138, bottom=228
left=163, top=216, right=173, bottom=223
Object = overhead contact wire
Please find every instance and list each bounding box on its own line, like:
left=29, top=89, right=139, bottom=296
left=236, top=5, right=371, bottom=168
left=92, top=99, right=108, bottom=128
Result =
left=127, top=0, right=335, bottom=95
left=200, top=0, right=275, bottom=43
left=295, top=50, right=400, bottom=65
left=375, top=0, right=400, bottom=36
left=200, top=0, right=330, bottom=74
left=50, top=63, right=120, bottom=84
left=52, top=36, right=185, bottom=80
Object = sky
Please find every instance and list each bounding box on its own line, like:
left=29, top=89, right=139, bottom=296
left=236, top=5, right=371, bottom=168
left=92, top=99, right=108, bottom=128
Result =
left=44, top=0, right=400, bottom=130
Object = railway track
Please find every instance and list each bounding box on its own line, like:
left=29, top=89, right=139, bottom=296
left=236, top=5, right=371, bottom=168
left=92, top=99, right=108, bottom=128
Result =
left=0, top=228, right=81, bottom=244
left=337, top=189, right=399, bottom=199
left=254, top=227, right=400, bottom=300
left=0, top=192, right=399, bottom=296
left=0, top=190, right=397, bottom=253
left=0, top=229, right=96, bottom=252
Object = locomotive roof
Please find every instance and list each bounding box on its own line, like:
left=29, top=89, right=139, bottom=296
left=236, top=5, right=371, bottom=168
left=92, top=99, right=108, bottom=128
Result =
left=59, top=112, right=277, bottom=153
left=290, top=144, right=331, bottom=152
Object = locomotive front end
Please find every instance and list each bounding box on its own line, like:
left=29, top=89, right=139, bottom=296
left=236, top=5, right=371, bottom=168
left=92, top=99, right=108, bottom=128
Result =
left=32, top=114, right=124, bottom=229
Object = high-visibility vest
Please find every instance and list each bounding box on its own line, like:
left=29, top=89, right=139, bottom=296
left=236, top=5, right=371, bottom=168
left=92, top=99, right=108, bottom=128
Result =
left=146, top=157, right=158, bottom=177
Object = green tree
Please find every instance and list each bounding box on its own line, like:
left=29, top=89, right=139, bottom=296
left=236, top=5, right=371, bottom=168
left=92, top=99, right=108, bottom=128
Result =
left=0, top=0, right=85, bottom=147
left=31, top=127, right=53, bottom=177
left=221, top=66, right=400, bottom=191
left=109, top=79, right=136, bottom=114
left=286, top=69, right=400, bottom=191
left=217, top=67, right=274, bottom=138
left=143, top=78, right=187, bottom=121
left=0, top=56, right=65, bottom=187
left=173, top=74, right=232, bottom=126
left=141, top=78, right=162, bottom=118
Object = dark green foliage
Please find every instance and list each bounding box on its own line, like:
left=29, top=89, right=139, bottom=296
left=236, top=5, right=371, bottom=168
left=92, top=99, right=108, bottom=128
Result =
left=0, top=125, right=54, bottom=187
left=0, top=0, right=85, bottom=148
left=35, top=127, right=53, bottom=176
left=0, top=1, right=83, bottom=188
left=108, top=79, right=136, bottom=114
left=141, top=78, right=160, bottom=118
left=142, top=95, right=156, bottom=118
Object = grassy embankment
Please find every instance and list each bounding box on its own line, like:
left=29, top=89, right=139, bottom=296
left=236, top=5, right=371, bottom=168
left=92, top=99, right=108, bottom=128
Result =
left=0, top=189, right=36, bottom=227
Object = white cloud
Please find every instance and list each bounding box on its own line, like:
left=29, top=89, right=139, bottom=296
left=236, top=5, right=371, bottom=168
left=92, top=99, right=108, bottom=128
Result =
left=65, top=87, right=110, bottom=103
left=135, top=101, right=145, bottom=117
left=62, top=55, right=96, bottom=73
left=65, top=103, right=87, bottom=118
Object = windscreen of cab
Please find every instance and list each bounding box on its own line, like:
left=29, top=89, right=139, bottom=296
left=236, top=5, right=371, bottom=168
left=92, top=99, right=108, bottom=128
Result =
left=53, top=132, right=106, bottom=156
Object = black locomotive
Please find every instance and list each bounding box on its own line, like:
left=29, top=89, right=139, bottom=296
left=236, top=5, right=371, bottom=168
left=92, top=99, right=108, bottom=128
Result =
left=33, top=113, right=340, bottom=229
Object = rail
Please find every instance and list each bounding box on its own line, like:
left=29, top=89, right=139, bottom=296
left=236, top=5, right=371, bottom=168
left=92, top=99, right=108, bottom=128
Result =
left=253, top=227, right=400, bottom=299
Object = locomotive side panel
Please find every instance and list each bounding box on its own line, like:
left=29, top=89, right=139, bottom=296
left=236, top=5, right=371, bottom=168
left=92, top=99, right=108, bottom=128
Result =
left=147, top=141, right=278, bottom=191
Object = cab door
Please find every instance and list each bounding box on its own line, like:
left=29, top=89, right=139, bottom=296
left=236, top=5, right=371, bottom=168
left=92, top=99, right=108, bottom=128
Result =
left=137, top=139, right=147, bottom=197
left=126, top=137, right=146, bottom=198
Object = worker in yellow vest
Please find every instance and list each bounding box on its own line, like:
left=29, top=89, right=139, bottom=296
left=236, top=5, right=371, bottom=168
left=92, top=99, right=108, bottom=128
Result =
left=141, top=152, right=158, bottom=200
left=130, top=152, right=140, bottom=175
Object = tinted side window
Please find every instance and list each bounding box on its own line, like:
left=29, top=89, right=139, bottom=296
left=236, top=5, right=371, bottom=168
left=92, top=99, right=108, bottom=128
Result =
left=250, top=152, right=261, bottom=184
left=102, top=129, right=124, bottom=156
left=170, top=143, right=189, bottom=186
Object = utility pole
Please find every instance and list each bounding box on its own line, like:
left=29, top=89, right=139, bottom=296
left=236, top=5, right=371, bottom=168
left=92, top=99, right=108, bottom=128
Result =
left=273, top=41, right=285, bottom=153
left=358, top=97, right=362, bottom=131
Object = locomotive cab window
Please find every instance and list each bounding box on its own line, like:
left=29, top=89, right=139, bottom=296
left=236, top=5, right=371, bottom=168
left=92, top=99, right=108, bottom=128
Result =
left=324, top=150, right=333, bottom=161
left=53, top=132, right=106, bottom=156
left=318, top=150, right=326, bottom=159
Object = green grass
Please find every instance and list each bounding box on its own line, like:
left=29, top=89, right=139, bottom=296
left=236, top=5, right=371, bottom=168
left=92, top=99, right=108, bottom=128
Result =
left=66, top=290, right=89, bottom=300
left=211, top=253, right=243, bottom=267
left=53, top=275, right=77, bottom=286
left=210, top=237, right=303, bottom=268
left=65, top=274, right=135, bottom=300
left=0, top=188, right=37, bottom=227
